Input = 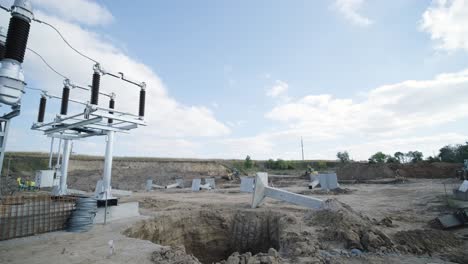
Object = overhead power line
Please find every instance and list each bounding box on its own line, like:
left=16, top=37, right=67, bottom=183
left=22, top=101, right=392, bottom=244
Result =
left=27, top=47, right=69, bottom=80
left=33, top=18, right=99, bottom=64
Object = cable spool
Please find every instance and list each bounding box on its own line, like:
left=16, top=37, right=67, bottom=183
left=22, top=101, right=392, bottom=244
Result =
left=108, top=97, right=115, bottom=124
left=139, top=88, right=146, bottom=117
left=60, top=85, right=70, bottom=115
left=4, top=16, right=30, bottom=63
left=37, top=95, right=46, bottom=123
left=90, top=72, right=100, bottom=105
left=67, top=197, right=97, bottom=233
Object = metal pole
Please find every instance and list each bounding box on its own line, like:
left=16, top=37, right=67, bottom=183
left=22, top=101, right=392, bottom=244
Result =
left=104, top=191, right=108, bottom=225
left=301, top=137, right=304, bottom=161
left=57, top=139, right=71, bottom=196
left=56, top=138, right=62, bottom=168
left=48, top=137, right=54, bottom=169
left=101, top=131, right=115, bottom=200
left=0, top=120, right=11, bottom=178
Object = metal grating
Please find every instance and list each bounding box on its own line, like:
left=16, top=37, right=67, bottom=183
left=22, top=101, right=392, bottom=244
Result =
left=0, top=194, right=77, bottom=240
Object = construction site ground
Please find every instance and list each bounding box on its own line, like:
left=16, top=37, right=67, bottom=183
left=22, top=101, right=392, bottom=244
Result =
left=1, top=177, right=467, bottom=264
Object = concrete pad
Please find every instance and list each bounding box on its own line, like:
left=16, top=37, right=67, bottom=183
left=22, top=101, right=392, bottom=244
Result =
left=95, top=202, right=140, bottom=224
left=68, top=189, right=88, bottom=195
left=112, top=189, right=133, bottom=197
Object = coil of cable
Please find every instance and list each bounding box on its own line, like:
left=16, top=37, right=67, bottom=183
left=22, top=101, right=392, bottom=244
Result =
left=67, top=197, right=97, bottom=232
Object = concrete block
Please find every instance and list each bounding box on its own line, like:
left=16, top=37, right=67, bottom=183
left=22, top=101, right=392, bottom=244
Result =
left=459, top=180, right=468, bottom=192
left=240, top=177, right=255, bottom=193
left=191, top=179, right=201, bottom=191
left=205, top=178, right=216, bottom=189
left=318, top=173, right=339, bottom=190
left=146, top=179, right=153, bottom=191
left=94, top=202, right=140, bottom=224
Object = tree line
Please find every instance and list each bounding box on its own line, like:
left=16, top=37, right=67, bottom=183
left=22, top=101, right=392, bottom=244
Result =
left=337, top=141, right=468, bottom=164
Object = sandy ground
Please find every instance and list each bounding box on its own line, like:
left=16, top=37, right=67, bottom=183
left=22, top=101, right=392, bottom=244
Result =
left=1, top=178, right=467, bottom=264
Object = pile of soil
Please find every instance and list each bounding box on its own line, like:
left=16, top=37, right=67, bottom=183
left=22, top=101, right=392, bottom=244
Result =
left=151, top=246, right=201, bottom=264
left=393, top=229, right=460, bottom=254
left=306, top=199, right=394, bottom=252
left=220, top=248, right=283, bottom=264
left=337, top=162, right=461, bottom=181
left=306, top=199, right=465, bottom=259
left=300, top=188, right=353, bottom=195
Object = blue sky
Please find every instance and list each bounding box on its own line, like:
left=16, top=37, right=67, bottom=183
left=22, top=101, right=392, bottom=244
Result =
left=1, top=0, right=468, bottom=160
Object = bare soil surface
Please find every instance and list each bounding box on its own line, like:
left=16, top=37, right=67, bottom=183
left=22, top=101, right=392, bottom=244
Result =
left=1, top=178, right=468, bottom=264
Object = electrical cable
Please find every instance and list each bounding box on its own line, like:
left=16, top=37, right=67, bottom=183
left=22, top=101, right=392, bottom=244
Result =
left=27, top=47, right=69, bottom=79
left=33, top=18, right=99, bottom=64
left=24, top=86, right=46, bottom=92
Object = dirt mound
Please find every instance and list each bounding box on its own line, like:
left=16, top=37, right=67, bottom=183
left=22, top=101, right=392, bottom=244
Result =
left=306, top=199, right=394, bottom=251
left=337, top=162, right=461, bottom=181
left=299, top=188, right=353, bottom=195
left=393, top=229, right=460, bottom=254
left=220, top=248, right=283, bottom=264
left=151, top=246, right=201, bottom=264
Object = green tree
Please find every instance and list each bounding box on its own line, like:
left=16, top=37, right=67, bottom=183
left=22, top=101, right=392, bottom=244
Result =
left=438, top=145, right=457, bottom=162
left=386, top=156, right=399, bottom=163
left=337, top=151, right=350, bottom=163
left=244, top=155, right=253, bottom=169
left=406, top=151, right=423, bottom=163
left=266, top=159, right=275, bottom=169
left=394, top=152, right=405, bottom=163
left=369, top=152, right=389, bottom=163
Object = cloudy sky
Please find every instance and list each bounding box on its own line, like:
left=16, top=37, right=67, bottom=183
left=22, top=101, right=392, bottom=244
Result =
left=1, top=0, right=468, bottom=160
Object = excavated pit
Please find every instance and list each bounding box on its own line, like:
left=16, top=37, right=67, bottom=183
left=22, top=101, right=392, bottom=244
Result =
left=124, top=210, right=283, bottom=263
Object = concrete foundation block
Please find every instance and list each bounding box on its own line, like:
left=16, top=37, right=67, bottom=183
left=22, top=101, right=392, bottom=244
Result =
left=94, top=202, right=140, bottom=224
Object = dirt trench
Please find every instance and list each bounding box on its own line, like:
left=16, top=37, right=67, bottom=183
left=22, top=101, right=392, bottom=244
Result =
left=124, top=210, right=283, bottom=264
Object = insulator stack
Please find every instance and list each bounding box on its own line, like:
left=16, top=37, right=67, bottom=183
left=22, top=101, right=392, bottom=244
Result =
left=37, top=96, right=46, bottom=123
left=90, top=72, right=100, bottom=105
left=108, top=98, right=115, bottom=124
left=139, top=89, right=146, bottom=117
left=60, top=86, right=70, bottom=115
left=4, top=16, right=30, bottom=63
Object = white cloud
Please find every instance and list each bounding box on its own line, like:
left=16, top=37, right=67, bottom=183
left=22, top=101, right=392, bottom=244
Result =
left=31, top=0, right=114, bottom=26
left=266, top=80, right=289, bottom=98
left=333, top=0, right=373, bottom=27
left=224, top=68, right=468, bottom=160
left=0, top=3, right=230, bottom=157
left=266, top=69, right=468, bottom=138
left=421, top=0, right=468, bottom=52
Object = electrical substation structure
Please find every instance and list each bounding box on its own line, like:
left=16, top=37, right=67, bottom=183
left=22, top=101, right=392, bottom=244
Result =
left=0, top=1, right=147, bottom=209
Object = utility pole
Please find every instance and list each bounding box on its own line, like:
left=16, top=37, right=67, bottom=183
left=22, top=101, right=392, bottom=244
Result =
left=301, top=137, right=304, bottom=161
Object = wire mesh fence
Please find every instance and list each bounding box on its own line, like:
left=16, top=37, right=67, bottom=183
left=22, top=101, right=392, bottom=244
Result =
left=0, top=194, right=77, bottom=240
